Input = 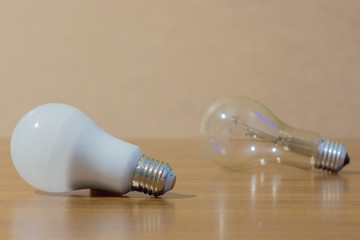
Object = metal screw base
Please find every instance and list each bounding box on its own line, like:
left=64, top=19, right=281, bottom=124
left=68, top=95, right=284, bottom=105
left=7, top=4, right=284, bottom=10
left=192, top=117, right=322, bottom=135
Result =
left=131, top=155, right=176, bottom=197
left=315, top=139, right=350, bottom=173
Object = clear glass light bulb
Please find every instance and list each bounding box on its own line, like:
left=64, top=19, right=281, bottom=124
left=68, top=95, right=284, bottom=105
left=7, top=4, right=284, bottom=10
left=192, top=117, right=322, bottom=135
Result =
left=11, top=103, right=176, bottom=197
left=200, top=97, right=350, bottom=173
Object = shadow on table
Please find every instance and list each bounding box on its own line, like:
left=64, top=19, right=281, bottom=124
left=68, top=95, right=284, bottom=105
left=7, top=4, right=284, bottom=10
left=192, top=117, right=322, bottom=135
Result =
left=339, top=170, right=360, bottom=175
left=34, top=189, right=195, bottom=199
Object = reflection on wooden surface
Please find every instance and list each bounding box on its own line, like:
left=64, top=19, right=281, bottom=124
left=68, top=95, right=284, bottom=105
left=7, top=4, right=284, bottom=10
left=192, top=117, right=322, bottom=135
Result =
left=0, top=139, right=359, bottom=239
left=11, top=192, right=175, bottom=239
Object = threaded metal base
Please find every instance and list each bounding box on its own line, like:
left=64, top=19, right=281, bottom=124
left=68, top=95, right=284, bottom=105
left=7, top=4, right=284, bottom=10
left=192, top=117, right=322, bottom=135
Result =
left=131, top=155, right=176, bottom=197
left=315, top=139, right=349, bottom=173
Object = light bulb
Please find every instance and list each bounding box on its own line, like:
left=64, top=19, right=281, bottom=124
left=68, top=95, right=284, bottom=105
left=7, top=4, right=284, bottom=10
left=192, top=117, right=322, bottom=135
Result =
left=200, top=97, right=350, bottom=173
left=11, top=103, right=176, bottom=196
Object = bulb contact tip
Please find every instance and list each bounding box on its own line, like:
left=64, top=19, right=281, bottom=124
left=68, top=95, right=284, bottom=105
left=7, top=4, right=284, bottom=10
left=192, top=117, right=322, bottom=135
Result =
left=131, top=155, right=176, bottom=197
left=164, top=170, right=176, bottom=193
left=344, top=153, right=350, bottom=167
left=315, top=139, right=349, bottom=173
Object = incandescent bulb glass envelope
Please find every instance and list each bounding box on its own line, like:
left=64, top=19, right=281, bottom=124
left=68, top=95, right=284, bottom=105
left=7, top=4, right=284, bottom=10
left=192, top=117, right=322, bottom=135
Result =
left=11, top=103, right=176, bottom=196
left=200, top=97, right=350, bottom=173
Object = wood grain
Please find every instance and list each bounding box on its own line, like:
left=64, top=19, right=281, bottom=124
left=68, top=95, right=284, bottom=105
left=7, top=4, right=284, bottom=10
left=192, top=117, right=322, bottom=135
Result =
left=0, top=139, right=359, bottom=239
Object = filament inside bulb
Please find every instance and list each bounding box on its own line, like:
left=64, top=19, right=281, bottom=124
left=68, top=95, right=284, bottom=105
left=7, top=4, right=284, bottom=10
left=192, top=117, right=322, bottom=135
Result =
left=228, top=115, right=316, bottom=157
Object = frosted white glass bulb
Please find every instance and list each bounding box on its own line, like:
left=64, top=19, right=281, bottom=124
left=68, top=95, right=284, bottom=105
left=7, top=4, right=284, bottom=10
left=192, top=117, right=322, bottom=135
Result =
left=11, top=103, right=176, bottom=196
left=200, top=97, right=350, bottom=173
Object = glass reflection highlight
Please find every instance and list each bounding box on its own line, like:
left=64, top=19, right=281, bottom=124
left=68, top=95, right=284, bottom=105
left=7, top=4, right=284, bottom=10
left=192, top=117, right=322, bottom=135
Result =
left=248, top=172, right=346, bottom=207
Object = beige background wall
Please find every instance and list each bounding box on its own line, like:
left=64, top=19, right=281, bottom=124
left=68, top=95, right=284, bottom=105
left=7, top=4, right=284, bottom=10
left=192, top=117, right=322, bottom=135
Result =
left=0, top=0, right=359, bottom=139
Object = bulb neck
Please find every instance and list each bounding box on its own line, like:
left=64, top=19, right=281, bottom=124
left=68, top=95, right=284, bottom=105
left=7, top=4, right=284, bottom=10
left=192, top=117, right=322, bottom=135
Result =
left=131, top=155, right=176, bottom=197
left=315, top=139, right=350, bottom=173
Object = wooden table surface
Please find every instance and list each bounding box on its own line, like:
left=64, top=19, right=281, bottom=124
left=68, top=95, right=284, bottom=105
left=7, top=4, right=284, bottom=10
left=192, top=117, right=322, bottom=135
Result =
left=0, top=138, right=359, bottom=239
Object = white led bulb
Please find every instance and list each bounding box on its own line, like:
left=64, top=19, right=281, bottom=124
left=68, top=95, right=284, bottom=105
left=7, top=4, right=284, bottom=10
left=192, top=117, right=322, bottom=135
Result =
left=11, top=103, right=176, bottom=196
